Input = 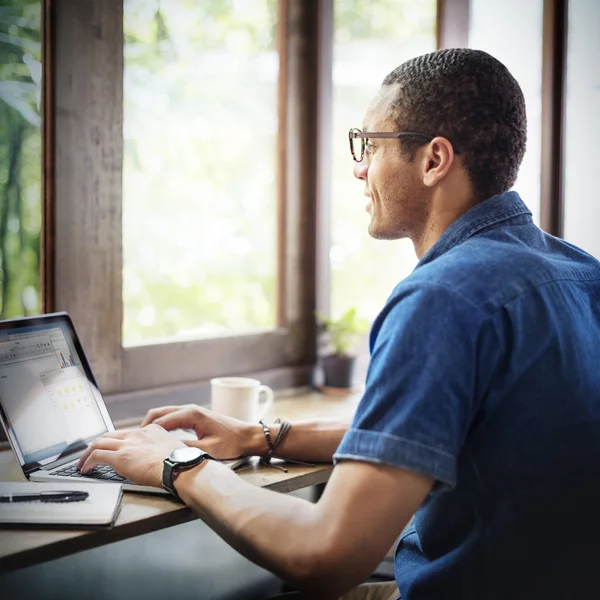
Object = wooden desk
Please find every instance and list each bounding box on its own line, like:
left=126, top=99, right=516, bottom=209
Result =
left=0, top=392, right=360, bottom=574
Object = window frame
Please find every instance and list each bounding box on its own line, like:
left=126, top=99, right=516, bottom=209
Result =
left=42, top=0, right=55, bottom=313
left=540, top=0, right=568, bottom=237
left=437, top=0, right=470, bottom=48
left=47, top=0, right=325, bottom=416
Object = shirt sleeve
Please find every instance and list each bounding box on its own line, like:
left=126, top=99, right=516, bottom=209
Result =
left=333, top=282, right=498, bottom=489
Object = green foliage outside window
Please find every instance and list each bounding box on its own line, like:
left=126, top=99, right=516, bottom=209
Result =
left=0, top=0, right=42, bottom=318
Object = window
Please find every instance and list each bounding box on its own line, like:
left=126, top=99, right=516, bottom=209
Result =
left=468, top=0, right=544, bottom=225
left=0, top=0, right=42, bottom=319
left=329, top=0, right=437, bottom=324
left=562, top=0, right=600, bottom=257
left=52, top=1, right=318, bottom=405
left=46, top=3, right=580, bottom=409
left=123, top=0, right=279, bottom=345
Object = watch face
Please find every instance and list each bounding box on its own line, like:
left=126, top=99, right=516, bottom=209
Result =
left=169, top=446, right=203, bottom=466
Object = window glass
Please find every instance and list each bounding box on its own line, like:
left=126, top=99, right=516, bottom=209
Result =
left=469, top=0, right=544, bottom=224
left=562, top=0, right=600, bottom=257
left=0, top=1, right=42, bottom=318
left=330, top=0, right=437, bottom=323
left=123, top=0, right=278, bottom=345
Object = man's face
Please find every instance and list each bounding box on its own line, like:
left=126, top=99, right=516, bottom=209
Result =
left=353, top=85, right=428, bottom=241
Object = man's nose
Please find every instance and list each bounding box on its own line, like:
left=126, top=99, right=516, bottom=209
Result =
left=353, top=159, right=368, bottom=180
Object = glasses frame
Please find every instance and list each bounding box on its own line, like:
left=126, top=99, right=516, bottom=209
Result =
left=349, top=128, right=435, bottom=162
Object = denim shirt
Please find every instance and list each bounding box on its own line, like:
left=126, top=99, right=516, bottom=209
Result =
left=334, top=192, right=600, bottom=599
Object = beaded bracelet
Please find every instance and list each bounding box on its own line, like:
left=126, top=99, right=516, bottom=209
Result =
left=258, top=419, right=314, bottom=472
left=258, top=420, right=275, bottom=457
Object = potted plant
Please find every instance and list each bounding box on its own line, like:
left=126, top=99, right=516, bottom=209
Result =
left=316, top=308, right=369, bottom=390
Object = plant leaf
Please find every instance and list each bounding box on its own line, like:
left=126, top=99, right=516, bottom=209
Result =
left=0, top=80, right=40, bottom=127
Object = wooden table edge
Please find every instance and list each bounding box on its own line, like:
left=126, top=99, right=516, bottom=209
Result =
left=0, top=390, right=360, bottom=574
left=0, top=462, right=334, bottom=574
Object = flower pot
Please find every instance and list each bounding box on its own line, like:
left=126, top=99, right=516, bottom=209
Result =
left=321, top=354, right=356, bottom=389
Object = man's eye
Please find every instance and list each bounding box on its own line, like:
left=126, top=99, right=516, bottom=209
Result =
left=365, top=141, right=375, bottom=154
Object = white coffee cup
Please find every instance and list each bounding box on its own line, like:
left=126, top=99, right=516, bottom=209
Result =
left=210, top=377, right=274, bottom=422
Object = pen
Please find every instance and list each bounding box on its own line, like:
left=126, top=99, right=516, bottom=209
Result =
left=0, top=491, right=89, bottom=503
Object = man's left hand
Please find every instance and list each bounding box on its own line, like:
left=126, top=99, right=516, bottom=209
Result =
left=76, top=424, right=186, bottom=488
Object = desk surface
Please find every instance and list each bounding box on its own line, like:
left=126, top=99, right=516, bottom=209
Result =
left=0, top=391, right=360, bottom=573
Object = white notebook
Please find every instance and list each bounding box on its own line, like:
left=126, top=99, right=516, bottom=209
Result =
left=0, top=481, right=123, bottom=529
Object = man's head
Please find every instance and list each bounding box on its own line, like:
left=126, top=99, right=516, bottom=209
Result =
left=354, top=48, right=527, bottom=247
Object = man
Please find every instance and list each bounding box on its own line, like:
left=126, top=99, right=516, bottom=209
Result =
left=78, top=48, right=600, bottom=599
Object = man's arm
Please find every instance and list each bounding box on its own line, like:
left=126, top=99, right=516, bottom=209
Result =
left=142, top=404, right=352, bottom=463
left=177, top=457, right=432, bottom=598
left=77, top=425, right=431, bottom=599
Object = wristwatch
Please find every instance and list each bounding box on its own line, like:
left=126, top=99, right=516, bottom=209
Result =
left=162, top=447, right=214, bottom=500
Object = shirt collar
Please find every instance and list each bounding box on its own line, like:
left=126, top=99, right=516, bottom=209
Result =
left=417, top=191, right=533, bottom=268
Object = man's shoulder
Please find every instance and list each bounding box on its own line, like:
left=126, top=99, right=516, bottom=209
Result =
left=395, top=231, right=600, bottom=314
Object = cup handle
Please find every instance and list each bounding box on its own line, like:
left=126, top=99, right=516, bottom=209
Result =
left=256, top=385, right=275, bottom=421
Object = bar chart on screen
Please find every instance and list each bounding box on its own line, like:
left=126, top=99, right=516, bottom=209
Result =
left=44, top=330, right=78, bottom=369
left=58, top=352, right=76, bottom=368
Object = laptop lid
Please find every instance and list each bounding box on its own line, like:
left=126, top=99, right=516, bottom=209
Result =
left=0, top=312, right=115, bottom=477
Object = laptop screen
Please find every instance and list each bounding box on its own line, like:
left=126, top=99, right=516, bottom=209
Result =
left=0, top=314, right=112, bottom=469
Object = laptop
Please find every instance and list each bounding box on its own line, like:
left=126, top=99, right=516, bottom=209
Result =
left=0, top=312, right=169, bottom=495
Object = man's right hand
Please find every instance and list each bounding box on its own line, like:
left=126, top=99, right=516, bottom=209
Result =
left=140, top=404, right=258, bottom=459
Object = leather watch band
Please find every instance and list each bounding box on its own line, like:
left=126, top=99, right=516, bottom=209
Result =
left=162, top=448, right=214, bottom=501
left=162, top=458, right=182, bottom=500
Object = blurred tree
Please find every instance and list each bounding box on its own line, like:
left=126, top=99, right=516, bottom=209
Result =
left=0, top=0, right=42, bottom=318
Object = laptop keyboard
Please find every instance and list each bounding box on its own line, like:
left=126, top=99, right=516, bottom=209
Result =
left=49, top=463, right=127, bottom=482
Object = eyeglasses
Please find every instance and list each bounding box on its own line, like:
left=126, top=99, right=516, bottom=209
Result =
left=349, top=128, right=434, bottom=162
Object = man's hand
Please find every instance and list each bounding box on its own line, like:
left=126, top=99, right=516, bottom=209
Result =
left=140, top=404, right=254, bottom=459
left=76, top=424, right=186, bottom=487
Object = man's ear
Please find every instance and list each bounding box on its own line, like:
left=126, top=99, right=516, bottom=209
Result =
left=421, top=137, right=455, bottom=187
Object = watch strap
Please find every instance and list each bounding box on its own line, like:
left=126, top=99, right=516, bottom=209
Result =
left=162, top=458, right=180, bottom=499
left=162, top=451, right=214, bottom=501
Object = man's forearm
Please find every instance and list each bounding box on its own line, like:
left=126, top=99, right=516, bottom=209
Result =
left=242, top=417, right=351, bottom=463
left=175, top=460, right=341, bottom=597
left=174, top=454, right=425, bottom=598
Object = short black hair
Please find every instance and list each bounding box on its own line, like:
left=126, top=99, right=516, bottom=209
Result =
left=382, top=48, right=527, bottom=202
